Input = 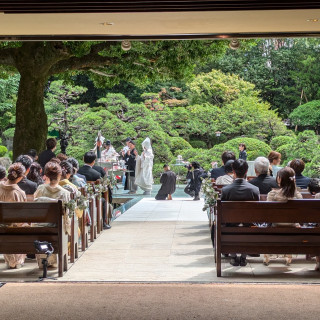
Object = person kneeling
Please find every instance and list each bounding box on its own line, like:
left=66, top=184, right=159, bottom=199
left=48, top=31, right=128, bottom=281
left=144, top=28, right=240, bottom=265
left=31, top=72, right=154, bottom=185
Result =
left=155, top=164, right=176, bottom=200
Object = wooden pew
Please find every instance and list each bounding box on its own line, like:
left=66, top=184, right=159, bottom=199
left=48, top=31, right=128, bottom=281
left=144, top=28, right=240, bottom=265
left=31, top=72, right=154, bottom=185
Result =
left=215, top=199, right=320, bottom=277
left=0, top=201, right=68, bottom=277
left=94, top=180, right=103, bottom=234
left=87, top=181, right=97, bottom=242
left=69, top=193, right=79, bottom=263
left=79, top=187, right=89, bottom=251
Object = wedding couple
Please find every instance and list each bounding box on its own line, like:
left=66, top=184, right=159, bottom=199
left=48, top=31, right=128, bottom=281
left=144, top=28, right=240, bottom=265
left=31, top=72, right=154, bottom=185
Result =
left=124, top=137, right=154, bottom=195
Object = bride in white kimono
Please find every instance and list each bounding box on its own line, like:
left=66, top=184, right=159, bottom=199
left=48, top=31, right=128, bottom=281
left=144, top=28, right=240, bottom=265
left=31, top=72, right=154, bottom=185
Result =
left=135, top=137, right=154, bottom=195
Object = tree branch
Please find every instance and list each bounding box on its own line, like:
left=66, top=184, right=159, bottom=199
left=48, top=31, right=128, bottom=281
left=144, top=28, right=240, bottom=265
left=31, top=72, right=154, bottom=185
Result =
left=49, top=54, right=118, bottom=75
left=0, top=47, right=18, bottom=67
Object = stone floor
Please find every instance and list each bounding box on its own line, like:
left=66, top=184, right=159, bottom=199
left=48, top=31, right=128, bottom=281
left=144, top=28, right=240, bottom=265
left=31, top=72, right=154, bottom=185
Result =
left=1, top=190, right=320, bottom=283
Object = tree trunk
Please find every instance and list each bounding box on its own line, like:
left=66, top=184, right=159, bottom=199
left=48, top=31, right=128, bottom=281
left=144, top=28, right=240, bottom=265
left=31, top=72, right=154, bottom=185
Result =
left=13, top=72, right=48, bottom=159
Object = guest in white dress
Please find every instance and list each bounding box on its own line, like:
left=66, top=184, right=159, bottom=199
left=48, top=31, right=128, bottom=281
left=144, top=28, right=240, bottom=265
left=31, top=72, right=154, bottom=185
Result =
left=215, top=160, right=234, bottom=185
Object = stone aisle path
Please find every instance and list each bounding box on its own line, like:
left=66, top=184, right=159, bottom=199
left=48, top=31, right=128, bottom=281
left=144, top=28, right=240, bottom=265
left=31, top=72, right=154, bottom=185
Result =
left=60, top=197, right=216, bottom=282
left=60, top=197, right=320, bottom=283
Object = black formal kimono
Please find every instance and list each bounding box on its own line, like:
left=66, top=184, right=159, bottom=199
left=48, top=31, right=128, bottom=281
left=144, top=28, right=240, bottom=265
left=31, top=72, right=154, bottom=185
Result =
left=155, top=170, right=176, bottom=200
left=124, top=149, right=136, bottom=190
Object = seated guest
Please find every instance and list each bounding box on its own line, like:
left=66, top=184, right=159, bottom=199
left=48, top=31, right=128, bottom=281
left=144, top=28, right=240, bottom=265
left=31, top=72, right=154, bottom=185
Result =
left=221, top=159, right=260, bottom=267
left=289, top=159, right=310, bottom=189
left=27, top=149, right=38, bottom=161
left=0, top=163, right=27, bottom=269
left=92, top=163, right=106, bottom=178
left=211, top=151, right=236, bottom=181
left=215, top=160, right=234, bottom=185
left=265, top=167, right=302, bottom=266
left=56, top=153, right=68, bottom=162
left=27, top=162, right=43, bottom=186
left=155, top=164, right=176, bottom=200
left=268, top=151, right=282, bottom=177
left=0, top=165, right=6, bottom=181
left=15, top=155, right=37, bottom=195
left=308, top=178, right=320, bottom=198
left=78, top=152, right=111, bottom=229
left=38, top=138, right=57, bottom=168
left=238, top=143, right=247, bottom=161
left=59, top=161, right=80, bottom=195
left=78, top=151, right=102, bottom=182
left=67, top=157, right=86, bottom=187
left=34, top=161, right=71, bottom=268
left=249, top=157, right=279, bottom=194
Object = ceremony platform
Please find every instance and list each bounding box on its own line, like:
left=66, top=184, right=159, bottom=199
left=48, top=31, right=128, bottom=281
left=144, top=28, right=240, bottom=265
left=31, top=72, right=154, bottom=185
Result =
left=0, top=191, right=320, bottom=283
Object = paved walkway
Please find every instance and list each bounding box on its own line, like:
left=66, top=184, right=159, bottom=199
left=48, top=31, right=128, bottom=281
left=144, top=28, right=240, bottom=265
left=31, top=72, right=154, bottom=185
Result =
left=61, top=197, right=320, bottom=283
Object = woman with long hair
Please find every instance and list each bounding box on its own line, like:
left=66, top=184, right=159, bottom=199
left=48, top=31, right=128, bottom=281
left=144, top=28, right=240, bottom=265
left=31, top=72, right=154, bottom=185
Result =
left=27, top=162, right=44, bottom=186
left=264, top=167, right=302, bottom=266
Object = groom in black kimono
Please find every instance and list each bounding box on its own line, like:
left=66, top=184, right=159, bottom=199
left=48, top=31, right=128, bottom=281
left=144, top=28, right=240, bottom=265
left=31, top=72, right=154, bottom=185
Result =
left=155, top=164, right=176, bottom=200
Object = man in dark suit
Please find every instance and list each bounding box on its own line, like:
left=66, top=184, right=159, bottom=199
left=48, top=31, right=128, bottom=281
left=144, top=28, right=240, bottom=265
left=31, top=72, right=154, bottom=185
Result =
left=249, top=157, right=279, bottom=194
left=78, top=151, right=102, bottom=182
left=92, top=164, right=106, bottom=178
left=38, top=138, right=57, bottom=169
left=78, top=151, right=111, bottom=230
left=15, top=155, right=37, bottom=195
left=211, top=151, right=236, bottom=180
left=221, top=159, right=260, bottom=267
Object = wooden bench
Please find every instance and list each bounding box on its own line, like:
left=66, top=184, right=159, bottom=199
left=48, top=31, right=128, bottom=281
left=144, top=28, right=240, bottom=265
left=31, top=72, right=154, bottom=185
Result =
left=215, top=199, right=320, bottom=277
left=0, top=201, right=68, bottom=277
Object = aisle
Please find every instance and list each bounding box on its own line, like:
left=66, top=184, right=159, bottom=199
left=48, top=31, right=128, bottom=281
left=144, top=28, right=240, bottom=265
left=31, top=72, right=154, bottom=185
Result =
left=61, top=198, right=215, bottom=282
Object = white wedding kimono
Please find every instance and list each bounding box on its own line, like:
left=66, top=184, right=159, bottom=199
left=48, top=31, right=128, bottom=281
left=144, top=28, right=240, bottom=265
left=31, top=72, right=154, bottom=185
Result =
left=135, top=138, right=154, bottom=191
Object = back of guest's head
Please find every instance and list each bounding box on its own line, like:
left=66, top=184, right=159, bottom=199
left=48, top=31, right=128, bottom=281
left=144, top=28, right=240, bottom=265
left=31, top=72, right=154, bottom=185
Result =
left=254, top=157, right=270, bottom=175
left=239, top=143, right=246, bottom=150
left=49, top=157, right=61, bottom=165
left=83, top=151, right=96, bottom=164
left=277, top=167, right=296, bottom=198
left=268, top=151, right=281, bottom=164
left=57, top=153, right=68, bottom=162
left=224, top=160, right=234, bottom=174
left=0, top=165, right=6, bottom=180
left=15, top=154, right=33, bottom=170
left=46, top=138, right=57, bottom=150
left=60, top=160, right=73, bottom=179
left=7, top=163, right=25, bottom=181
left=27, top=149, right=37, bottom=160
left=232, top=159, right=248, bottom=178
left=191, top=161, right=200, bottom=169
left=27, top=162, right=43, bottom=185
left=163, top=164, right=169, bottom=169
left=221, top=151, right=236, bottom=165
left=44, top=161, right=62, bottom=181
left=308, top=178, right=320, bottom=195
left=289, top=159, right=305, bottom=175
left=67, top=157, right=79, bottom=171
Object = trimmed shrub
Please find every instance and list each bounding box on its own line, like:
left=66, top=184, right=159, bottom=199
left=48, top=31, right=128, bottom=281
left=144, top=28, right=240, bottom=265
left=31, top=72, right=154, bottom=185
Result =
left=168, top=137, right=192, bottom=155
left=270, top=135, right=296, bottom=151
left=0, top=145, right=8, bottom=157
left=223, top=137, right=271, bottom=161
left=189, top=139, right=207, bottom=149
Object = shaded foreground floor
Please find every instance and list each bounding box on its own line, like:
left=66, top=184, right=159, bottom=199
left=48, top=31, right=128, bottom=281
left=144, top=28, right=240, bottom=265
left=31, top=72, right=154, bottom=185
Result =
left=0, top=282, right=319, bottom=320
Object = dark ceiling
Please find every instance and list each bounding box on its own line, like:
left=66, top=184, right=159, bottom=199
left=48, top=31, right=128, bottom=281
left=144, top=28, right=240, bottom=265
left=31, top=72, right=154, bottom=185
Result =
left=2, top=1, right=320, bottom=14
